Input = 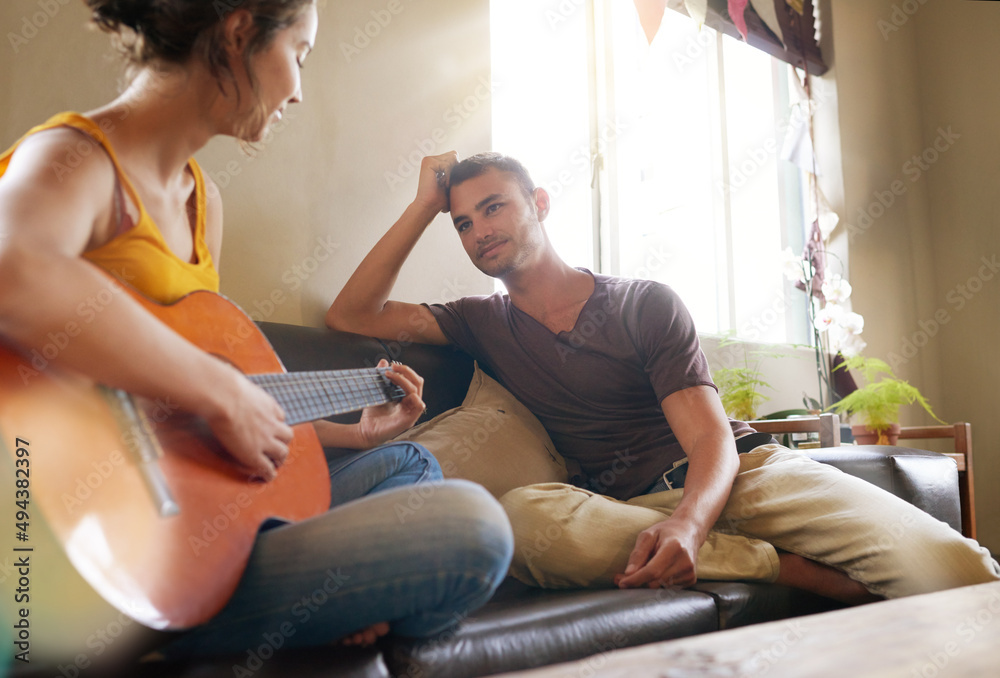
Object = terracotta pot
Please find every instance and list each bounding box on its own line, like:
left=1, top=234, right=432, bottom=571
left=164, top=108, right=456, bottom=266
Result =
left=851, top=423, right=900, bottom=446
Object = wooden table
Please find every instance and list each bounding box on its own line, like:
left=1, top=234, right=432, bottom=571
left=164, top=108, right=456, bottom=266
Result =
left=494, top=581, right=1000, bottom=678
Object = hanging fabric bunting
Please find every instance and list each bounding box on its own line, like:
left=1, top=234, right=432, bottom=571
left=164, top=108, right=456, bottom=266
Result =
left=684, top=0, right=708, bottom=27
left=780, top=100, right=815, bottom=174
left=781, top=72, right=815, bottom=173
left=787, top=0, right=804, bottom=15
left=729, top=0, right=749, bottom=40
left=795, top=218, right=826, bottom=303
left=813, top=179, right=840, bottom=241
left=750, top=0, right=786, bottom=45
left=812, top=0, right=823, bottom=45
left=633, top=0, right=667, bottom=45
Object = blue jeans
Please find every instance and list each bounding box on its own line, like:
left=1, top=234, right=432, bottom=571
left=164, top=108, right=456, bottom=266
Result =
left=163, top=442, right=513, bottom=657
left=325, top=441, right=442, bottom=508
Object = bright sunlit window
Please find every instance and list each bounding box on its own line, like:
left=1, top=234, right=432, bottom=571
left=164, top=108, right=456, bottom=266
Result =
left=491, top=1, right=812, bottom=345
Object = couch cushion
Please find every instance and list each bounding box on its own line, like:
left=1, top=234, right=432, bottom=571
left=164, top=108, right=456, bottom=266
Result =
left=806, top=445, right=961, bottom=531
left=384, top=578, right=718, bottom=678
left=130, top=646, right=389, bottom=678
left=692, top=581, right=844, bottom=630
left=393, top=364, right=568, bottom=498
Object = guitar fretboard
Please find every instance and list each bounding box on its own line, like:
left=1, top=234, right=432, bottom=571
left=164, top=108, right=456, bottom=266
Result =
left=248, top=367, right=405, bottom=425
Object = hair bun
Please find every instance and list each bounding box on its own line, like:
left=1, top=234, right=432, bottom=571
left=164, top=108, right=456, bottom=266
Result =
left=86, top=0, right=149, bottom=32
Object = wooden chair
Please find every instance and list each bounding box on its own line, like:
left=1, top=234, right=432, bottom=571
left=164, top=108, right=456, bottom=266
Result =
left=895, top=423, right=976, bottom=539
left=746, top=412, right=841, bottom=448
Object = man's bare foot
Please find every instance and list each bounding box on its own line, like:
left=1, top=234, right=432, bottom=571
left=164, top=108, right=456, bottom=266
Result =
left=776, top=553, right=883, bottom=605
left=341, top=622, right=390, bottom=647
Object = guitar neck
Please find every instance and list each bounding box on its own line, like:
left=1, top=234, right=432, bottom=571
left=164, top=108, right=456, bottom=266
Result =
left=248, top=367, right=405, bottom=425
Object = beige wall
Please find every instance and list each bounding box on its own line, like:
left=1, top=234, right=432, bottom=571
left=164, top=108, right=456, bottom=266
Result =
left=0, top=0, right=494, bottom=328
left=829, top=0, right=1000, bottom=551
left=915, top=1, right=1000, bottom=551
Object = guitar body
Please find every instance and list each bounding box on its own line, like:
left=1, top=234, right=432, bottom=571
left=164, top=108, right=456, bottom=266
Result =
left=0, top=289, right=330, bottom=630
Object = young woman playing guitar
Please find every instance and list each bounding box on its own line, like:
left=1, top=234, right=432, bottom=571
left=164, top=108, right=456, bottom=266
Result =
left=0, top=0, right=512, bottom=667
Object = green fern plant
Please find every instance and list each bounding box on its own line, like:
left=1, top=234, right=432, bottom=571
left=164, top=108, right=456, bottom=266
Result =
left=713, top=336, right=779, bottom=422
left=827, top=355, right=944, bottom=434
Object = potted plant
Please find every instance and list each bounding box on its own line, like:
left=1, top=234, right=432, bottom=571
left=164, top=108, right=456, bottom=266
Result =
left=827, top=354, right=944, bottom=445
left=712, top=336, right=778, bottom=422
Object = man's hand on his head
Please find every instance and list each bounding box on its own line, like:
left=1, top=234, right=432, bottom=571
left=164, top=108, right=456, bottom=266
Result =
left=415, top=152, right=459, bottom=214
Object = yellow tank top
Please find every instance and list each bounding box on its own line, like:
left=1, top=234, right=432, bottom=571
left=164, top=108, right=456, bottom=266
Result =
left=0, top=112, right=220, bottom=303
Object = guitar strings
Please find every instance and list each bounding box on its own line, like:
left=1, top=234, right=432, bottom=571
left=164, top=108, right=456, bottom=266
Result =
left=248, top=369, right=401, bottom=425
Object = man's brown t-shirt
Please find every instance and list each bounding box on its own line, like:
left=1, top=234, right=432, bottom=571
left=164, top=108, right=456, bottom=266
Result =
left=426, top=270, right=753, bottom=500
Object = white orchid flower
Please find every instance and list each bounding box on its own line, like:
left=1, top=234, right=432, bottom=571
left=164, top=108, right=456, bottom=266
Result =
left=841, top=311, right=864, bottom=335
left=813, top=303, right=844, bottom=331
left=821, top=274, right=852, bottom=304
left=837, top=332, right=868, bottom=357
left=780, top=247, right=807, bottom=284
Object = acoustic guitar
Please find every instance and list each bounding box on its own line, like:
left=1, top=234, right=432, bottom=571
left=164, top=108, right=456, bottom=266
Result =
left=0, top=287, right=404, bottom=631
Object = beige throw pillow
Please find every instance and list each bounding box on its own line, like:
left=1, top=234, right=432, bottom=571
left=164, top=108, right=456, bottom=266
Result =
left=394, top=363, right=568, bottom=498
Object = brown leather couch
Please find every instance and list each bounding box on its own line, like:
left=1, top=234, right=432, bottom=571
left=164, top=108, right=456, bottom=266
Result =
left=131, top=321, right=965, bottom=678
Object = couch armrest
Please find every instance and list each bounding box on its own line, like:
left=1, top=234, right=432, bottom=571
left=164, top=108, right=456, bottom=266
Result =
left=807, top=445, right=962, bottom=532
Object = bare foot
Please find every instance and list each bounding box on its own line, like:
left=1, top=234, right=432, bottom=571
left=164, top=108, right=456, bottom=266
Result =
left=340, top=622, right=390, bottom=647
left=776, top=553, right=883, bottom=605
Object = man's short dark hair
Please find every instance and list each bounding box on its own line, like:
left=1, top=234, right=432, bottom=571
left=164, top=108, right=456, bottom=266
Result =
left=448, top=152, right=536, bottom=200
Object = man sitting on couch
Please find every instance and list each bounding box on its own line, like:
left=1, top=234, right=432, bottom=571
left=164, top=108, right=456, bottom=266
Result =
left=326, top=151, right=1000, bottom=602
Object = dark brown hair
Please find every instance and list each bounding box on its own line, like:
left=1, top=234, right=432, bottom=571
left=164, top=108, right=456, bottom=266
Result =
left=448, top=152, right=537, bottom=201
left=85, top=0, right=314, bottom=139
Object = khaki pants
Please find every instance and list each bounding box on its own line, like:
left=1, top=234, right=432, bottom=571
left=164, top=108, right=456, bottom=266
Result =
left=499, top=445, right=1000, bottom=598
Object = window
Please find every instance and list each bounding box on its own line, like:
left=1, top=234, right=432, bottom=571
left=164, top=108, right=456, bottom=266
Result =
left=492, top=1, right=813, bottom=345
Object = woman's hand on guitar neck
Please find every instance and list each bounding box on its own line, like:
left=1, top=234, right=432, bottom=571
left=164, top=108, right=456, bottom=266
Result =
left=355, top=360, right=427, bottom=449
left=204, top=365, right=294, bottom=481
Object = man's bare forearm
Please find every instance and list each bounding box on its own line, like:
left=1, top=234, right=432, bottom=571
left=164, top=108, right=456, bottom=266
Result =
left=616, top=386, right=741, bottom=588
left=326, top=153, right=456, bottom=344
left=662, top=431, right=739, bottom=543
